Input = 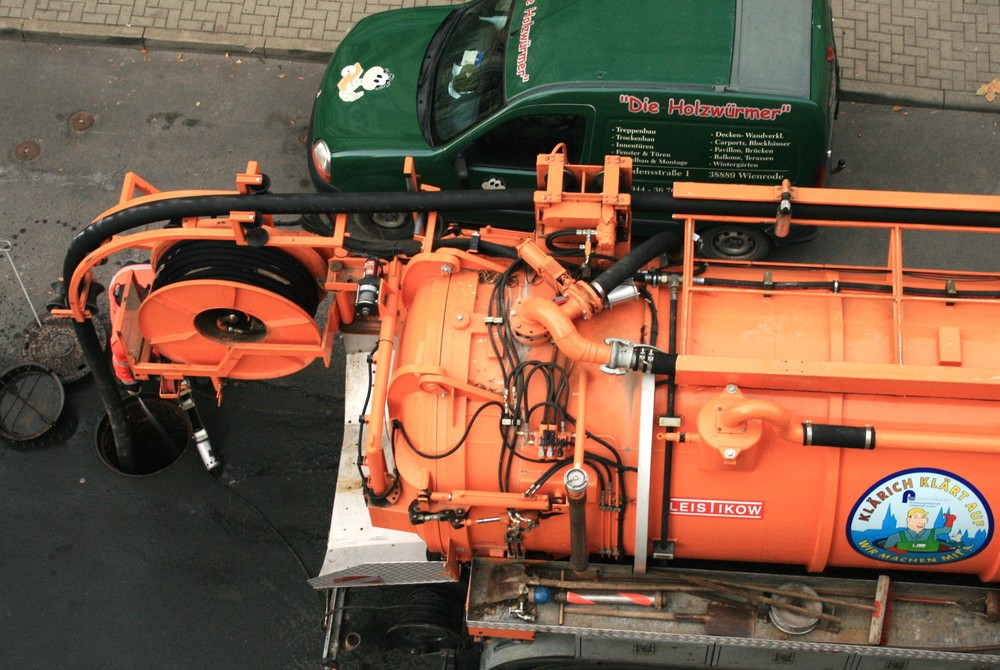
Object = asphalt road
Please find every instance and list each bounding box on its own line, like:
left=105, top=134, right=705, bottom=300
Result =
left=0, top=42, right=324, bottom=367
left=1, top=42, right=335, bottom=670
left=0, top=41, right=998, bottom=670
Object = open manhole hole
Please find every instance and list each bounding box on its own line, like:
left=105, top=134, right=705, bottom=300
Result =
left=0, top=363, right=65, bottom=442
left=14, top=140, right=40, bottom=161
left=95, top=396, right=191, bottom=476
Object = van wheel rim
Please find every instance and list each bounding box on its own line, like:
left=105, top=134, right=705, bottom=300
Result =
left=711, top=230, right=757, bottom=257
left=370, top=211, right=408, bottom=228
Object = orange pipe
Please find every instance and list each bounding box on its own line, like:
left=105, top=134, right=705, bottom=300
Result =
left=719, top=399, right=1000, bottom=455
left=362, top=269, right=402, bottom=496
left=874, top=431, right=1000, bottom=454
left=518, top=296, right=612, bottom=366
left=573, top=371, right=587, bottom=470
left=428, top=491, right=553, bottom=510
left=719, top=399, right=804, bottom=444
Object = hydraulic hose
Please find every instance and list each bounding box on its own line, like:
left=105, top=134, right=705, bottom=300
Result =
left=590, top=231, right=679, bottom=300
left=432, top=237, right=520, bottom=259
left=654, top=279, right=679, bottom=559
left=631, top=192, right=1000, bottom=228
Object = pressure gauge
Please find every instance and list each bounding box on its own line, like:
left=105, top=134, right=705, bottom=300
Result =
left=564, top=467, right=589, bottom=494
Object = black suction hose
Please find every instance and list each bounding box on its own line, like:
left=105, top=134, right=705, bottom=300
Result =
left=73, top=319, right=136, bottom=472
left=590, top=231, right=679, bottom=299
left=55, top=187, right=1000, bottom=476
left=61, top=189, right=537, bottom=284
left=63, top=188, right=1000, bottom=294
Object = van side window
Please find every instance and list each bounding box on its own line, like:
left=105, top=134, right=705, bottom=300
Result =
left=465, top=115, right=585, bottom=168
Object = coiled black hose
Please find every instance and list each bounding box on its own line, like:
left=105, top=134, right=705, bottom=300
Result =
left=153, top=240, right=321, bottom=315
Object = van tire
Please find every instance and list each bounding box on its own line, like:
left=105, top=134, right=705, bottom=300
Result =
left=699, top=224, right=771, bottom=261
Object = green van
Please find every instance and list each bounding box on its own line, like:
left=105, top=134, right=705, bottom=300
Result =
left=309, top=0, right=838, bottom=260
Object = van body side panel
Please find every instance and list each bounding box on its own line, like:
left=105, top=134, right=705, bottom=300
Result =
left=812, top=0, right=839, bottom=184
left=596, top=91, right=827, bottom=193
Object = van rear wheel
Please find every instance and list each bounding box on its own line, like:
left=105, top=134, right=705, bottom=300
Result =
left=700, top=224, right=771, bottom=261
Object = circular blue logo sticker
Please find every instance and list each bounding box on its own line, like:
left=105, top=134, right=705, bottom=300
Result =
left=847, top=468, right=993, bottom=566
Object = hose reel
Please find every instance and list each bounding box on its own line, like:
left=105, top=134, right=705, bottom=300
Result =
left=137, top=241, right=324, bottom=379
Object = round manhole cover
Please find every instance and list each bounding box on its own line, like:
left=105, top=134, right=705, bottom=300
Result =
left=0, top=363, right=65, bottom=442
left=21, top=315, right=106, bottom=383
left=14, top=140, right=40, bottom=161
left=69, top=112, right=95, bottom=132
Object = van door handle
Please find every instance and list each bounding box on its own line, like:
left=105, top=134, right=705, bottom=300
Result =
left=454, top=153, right=469, bottom=189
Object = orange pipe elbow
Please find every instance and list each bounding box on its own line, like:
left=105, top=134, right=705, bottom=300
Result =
left=518, top=296, right=612, bottom=366
left=719, top=399, right=804, bottom=444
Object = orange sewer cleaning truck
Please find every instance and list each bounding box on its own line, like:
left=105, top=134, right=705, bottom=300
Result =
left=52, top=153, right=1000, bottom=669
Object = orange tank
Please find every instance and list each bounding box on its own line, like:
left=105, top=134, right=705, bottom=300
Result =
left=367, top=157, right=1000, bottom=582
left=384, top=247, right=1000, bottom=580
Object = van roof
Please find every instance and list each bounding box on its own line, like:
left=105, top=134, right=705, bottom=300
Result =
left=506, top=0, right=816, bottom=100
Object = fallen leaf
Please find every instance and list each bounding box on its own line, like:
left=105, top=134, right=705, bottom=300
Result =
left=278, top=73, right=287, bottom=79
left=977, top=78, right=1000, bottom=103
left=176, top=52, right=185, bottom=61
left=892, top=105, right=905, bottom=112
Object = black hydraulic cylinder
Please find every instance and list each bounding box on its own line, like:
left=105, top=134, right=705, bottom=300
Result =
left=568, top=492, right=589, bottom=573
